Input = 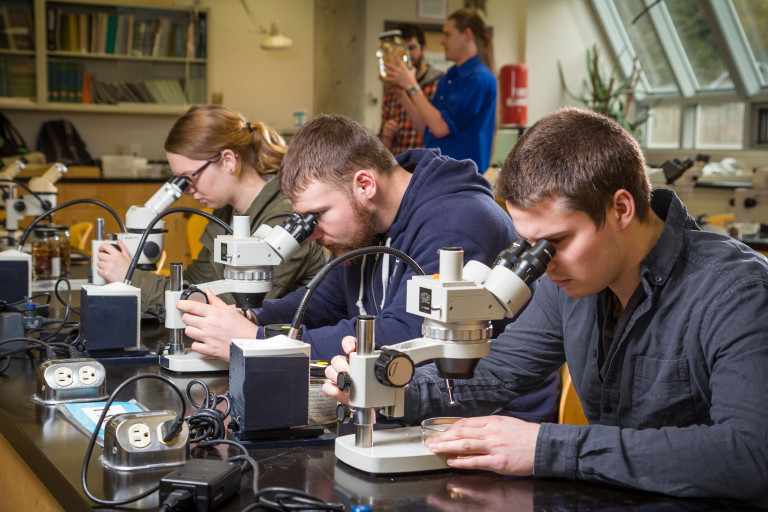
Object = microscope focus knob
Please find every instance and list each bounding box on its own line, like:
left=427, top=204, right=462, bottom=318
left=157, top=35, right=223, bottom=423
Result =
left=337, top=371, right=352, bottom=391
left=336, top=403, right=352, bottom=423
left=12, top=201, right=25, bottom=212
left=374, top=349, right=415, bottom=388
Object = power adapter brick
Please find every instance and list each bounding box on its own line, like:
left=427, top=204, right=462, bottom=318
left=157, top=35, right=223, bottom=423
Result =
left=159, top=458, right=240, bottom=512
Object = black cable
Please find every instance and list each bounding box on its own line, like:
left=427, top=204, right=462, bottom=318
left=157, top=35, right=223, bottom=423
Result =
left=184, top=379, right=232, bottom=444
left=54, top=276, right=80, bottom=316
left=42, top=278, right=74, bottom=341
left=244, top=487, right=345, bottom=512
left=81, top=374, right=187, bottom=506
left=0, top=338, right=80, bottom=375
left=17, top=198, right=126, bottom=249
left=289, top=246, right=425, bottom=336
left=123, top=207, right=233, bottom=283
left=195, top=438, right=259, bottom=496
left=0, top=178, right=51, bottom=211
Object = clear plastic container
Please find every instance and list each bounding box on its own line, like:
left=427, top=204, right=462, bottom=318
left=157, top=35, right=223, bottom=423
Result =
left=376, top=29, right=411, bottom=83
left=32, top=227, right=61, bottom=279
left=54, top=225, right=71, bottom=276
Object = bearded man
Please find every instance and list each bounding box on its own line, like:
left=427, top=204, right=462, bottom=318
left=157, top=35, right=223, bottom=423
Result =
left=181, top=114, right=512, bottom=360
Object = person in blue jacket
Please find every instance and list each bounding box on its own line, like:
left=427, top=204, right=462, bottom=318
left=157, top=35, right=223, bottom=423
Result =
left=385, top=8, right=497, bottom=173
left=324, top=107, right=768, bottom=501
left=178, top=113, right=559, bottom=423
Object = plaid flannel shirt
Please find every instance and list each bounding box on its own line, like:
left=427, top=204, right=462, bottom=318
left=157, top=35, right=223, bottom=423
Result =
left=379, top=73, right=440, bottom=155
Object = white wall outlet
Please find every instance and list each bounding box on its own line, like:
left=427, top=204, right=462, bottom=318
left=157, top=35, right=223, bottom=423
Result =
left=54, top=367, right=73, bottom=387
left=35, top=358, right=108, bottom=404
left=128, top=423, right=152, bottom=449
left=78, top=365, right=99, bottom=385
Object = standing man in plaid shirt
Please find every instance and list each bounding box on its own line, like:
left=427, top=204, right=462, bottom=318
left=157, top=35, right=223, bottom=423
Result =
left=379, top=24, right=443, bottom=155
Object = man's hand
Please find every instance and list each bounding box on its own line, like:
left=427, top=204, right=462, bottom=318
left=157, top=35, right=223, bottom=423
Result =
left=425, top=415, right=539, bottom=476
left=380, top=119, right=398, bottom=146
left=176, top=288, right=259, bottom=362
left=96, top=240, right=133, bottom=283
left=385, top=59, right=417, bottom=90
left=322, top=335, right=357, bottom=404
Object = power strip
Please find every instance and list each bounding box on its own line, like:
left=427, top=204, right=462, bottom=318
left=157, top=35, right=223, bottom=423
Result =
left=33, top=358, right=108, bottom=404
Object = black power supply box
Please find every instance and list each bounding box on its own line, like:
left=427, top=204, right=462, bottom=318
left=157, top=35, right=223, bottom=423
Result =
left=159, top=458, right=240, bottom=512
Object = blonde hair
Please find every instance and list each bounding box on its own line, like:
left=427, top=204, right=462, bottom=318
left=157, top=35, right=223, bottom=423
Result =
left=164, top=104, right=286, bottom=175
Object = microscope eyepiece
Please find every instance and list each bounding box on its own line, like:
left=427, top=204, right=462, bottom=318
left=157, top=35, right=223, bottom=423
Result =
left=168, top=175, right=190, bottom=192
left=281, top=212, right=318, bottom=244
left=493, top=238, right=530, bottom=270
left=512, top=240, right=555, bottom=285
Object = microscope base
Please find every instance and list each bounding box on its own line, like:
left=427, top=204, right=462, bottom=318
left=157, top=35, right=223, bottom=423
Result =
left=335, top=426, right=449, bottom=474
left=160, top=349, right=228, bottom=373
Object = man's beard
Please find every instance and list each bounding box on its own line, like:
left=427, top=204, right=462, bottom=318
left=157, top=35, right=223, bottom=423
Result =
left=328, top=199, right=378, bottom=258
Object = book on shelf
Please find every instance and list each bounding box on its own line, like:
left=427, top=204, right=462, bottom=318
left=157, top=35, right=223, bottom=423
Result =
left=46, top=5, right=59, bottom=51
left=9, top=62, right=35, bottom=98
left=1, top=6, right=35, bottom=51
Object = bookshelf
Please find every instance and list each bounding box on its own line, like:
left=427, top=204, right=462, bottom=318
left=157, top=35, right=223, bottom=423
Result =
left=0, top=0, right=208, bottom=115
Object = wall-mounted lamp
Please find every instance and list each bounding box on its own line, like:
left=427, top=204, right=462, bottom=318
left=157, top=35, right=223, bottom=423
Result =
left=260, top=21, right=293, bottom=51
left=239, top=0, right=294, bottom=51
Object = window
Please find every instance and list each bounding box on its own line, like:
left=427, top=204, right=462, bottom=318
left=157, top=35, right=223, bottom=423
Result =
left=592, top=0, right=768, bottom=150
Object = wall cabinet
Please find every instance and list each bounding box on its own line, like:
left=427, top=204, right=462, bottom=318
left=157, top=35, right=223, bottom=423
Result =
left=0, top=0, right=207, bottom=115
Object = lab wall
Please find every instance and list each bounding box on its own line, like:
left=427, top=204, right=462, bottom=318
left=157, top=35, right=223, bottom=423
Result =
left=6, top=0, right=602, bottom=161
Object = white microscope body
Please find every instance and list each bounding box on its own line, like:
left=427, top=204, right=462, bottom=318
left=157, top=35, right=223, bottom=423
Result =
left=335, top=241, right=554, bottom=474
left=3, top=161, right=68, bottom=235
left=90, top=176, right=187, bottom=285
left=160, top=212, right=317, bottom=373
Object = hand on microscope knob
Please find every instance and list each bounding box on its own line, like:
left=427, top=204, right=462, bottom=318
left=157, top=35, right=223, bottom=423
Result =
left=178, top=288, right=259, bottom=363
left=96, top=239, right=131, bottom=283
left=321, top=335, right=357, bottom=405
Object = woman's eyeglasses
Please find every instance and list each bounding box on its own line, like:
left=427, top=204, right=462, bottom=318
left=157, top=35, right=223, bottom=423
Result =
left=181, top=160, right=213, bottom=188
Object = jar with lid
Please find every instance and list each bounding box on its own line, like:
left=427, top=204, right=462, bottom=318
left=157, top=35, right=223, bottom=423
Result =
left=55, top=225, right=71, bottom=276
left=376, top=29, right=411, bottom=83
left=32, top=227, right=61, bottom=279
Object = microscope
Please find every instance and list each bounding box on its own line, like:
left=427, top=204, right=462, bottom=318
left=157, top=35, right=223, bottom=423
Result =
left=0, top=159, right=68, bottom=302
left=91, top=175, right=189, bottom=284
left=2, top=160, right=68, bottom=241
left=647, top=155, right=708, bottom=203
left=334, top=241, right=554, bottom=474
left=159, top=212, right=318, bottom=373
left=732, top=167, right=768, bottom=227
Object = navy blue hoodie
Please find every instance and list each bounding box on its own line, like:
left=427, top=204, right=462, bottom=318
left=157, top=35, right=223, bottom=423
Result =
left=254, top=148, right=518, bottom=360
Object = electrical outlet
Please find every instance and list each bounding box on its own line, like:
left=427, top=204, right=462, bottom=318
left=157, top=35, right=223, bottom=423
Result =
left=54, top=367, right=73, bottom=387
left=101, top=411, right=190, bottom=470
left=34, top=358, right=108, bottom=404
left=78, top=365, right=99, bottom=385
left=128, top=423, right=152, bottom=448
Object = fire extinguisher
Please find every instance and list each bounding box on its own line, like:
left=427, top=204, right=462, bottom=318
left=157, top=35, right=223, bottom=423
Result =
left=500, top=63, right=528, bottom=127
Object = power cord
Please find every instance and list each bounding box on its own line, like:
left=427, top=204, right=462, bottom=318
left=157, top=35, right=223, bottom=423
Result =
left=245, top=488, right=345, bottom=512
left=81, top=374, right=187, bottom=507
left=185, top=379, right=232, bottom=444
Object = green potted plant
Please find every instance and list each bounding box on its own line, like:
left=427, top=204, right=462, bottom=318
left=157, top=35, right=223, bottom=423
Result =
left=558, top=44, right=649, bottom=136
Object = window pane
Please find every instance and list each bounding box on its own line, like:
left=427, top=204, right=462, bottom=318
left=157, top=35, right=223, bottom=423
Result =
left=697, top=103, right=744, bottom=149
left=646, top=105, right=681, bottom=148
left=613, top=0, right=677, bottom=90
left=665, top=0, right=733, bottom=90
left=732, top=0, right=768, bottom=86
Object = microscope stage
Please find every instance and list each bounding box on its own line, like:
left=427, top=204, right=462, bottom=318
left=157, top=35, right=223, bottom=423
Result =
left=335, top=426, right=449, bottom=474
left=160, top=349, right=228, bottom=373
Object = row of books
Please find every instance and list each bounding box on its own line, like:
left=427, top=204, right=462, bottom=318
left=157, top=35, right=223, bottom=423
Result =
left=47, top=8, right=207, bottom=59
left=0, top=59, right=35, bottom=98
left=0, top=6, right=34, bottom=51
left=47, top=61, right=205, bottom=105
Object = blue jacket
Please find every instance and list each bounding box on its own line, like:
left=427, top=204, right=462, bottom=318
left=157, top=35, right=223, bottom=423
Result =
left=254, top=148, right=517, bottom=360
left=423, top=55, right=497, bottom=173
left=404, top=189, right=768, bottom=500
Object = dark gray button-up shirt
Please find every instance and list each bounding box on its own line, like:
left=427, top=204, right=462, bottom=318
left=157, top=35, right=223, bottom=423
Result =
left=404, top=189, right=768, bottom=500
